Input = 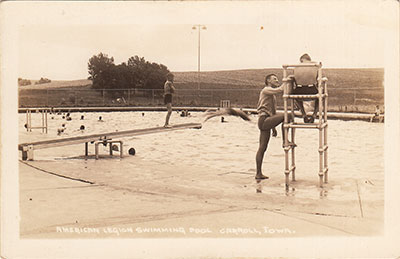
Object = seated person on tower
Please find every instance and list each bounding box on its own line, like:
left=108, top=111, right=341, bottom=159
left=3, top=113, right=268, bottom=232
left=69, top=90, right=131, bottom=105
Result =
left=291, top=53, right=320, bottom=123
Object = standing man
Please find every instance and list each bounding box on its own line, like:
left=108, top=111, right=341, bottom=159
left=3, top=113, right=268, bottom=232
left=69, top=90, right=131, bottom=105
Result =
left=256, top=74, right=292, bottom=180
left=370, top=105, right=382, bottom=122
left=164, top=73, right=176, bottom=128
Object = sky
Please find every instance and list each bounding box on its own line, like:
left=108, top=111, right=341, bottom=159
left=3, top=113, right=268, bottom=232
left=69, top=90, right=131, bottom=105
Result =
left=13, top=1, right=397, bottom=80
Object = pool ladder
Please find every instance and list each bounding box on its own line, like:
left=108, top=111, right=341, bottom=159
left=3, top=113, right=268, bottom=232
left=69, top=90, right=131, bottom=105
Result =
left=282, top=63, right=329, bottom=189
left=26, top=108, right=49, bottom=133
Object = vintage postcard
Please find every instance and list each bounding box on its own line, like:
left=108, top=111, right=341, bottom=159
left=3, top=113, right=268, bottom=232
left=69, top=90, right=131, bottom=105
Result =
left=1, top=0, right=399, bottom=258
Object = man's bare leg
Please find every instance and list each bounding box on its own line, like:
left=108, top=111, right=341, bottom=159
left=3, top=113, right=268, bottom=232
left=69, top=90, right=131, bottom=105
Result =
left=256, top=129, right=271, bottom=180
left=295, top=100, right=307, bottom=118
left=255, top=114, right=285, bottom=180
left=312, top=99, right=319, bottom=119
left=164, top=103, right=172, bottom=127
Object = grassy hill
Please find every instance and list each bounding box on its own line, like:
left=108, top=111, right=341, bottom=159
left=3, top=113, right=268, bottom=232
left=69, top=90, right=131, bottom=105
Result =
left=19, top=79, right=92, bottom=90
left=173, top=68, right=383, bottom=89
left=18, top=68, right=384, bottom=113
left=172, top=68, right=384, bottom=112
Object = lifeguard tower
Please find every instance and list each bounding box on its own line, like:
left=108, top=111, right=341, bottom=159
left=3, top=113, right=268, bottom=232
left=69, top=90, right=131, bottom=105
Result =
left=282, top=62, right=328, bottom=189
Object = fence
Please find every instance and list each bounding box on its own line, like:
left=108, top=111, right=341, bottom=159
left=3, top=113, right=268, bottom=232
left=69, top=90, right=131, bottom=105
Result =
left=18, top=87, right=384, bottom=113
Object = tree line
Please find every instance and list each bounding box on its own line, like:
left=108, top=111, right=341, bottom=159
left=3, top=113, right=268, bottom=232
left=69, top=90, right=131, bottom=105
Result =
left=88, top=53, right=170, bottom=90
left=18, top=77, right=51, bottom=86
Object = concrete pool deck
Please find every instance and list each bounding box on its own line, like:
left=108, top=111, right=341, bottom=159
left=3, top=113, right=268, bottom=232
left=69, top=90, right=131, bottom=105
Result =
left=19, top=155, right=383, bottom=239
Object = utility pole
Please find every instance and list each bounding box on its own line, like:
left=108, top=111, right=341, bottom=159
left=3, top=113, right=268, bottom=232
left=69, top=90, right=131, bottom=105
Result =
left=192, top=25, right=207, bottom=92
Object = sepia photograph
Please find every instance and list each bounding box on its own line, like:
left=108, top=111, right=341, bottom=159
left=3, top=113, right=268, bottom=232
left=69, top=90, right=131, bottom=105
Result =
left=1, top=0, right=399, bottom=258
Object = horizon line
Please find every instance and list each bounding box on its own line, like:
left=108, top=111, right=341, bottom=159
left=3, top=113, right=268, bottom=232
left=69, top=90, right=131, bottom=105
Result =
left=20, top=67, right=384, bottom=81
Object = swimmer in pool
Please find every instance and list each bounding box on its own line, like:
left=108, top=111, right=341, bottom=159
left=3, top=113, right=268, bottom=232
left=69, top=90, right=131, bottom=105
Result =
left=163, top=73, right=176, bottom=127
left=255, top=73, right=294, bottom=180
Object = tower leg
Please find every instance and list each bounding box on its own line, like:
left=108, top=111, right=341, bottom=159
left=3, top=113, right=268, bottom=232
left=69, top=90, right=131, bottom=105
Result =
left=324, top=83, right=329, bottom=184
left=291, top=127, right=296, bottom=181
left=318, top=127, right=324, bottom=188
left=283, top=74, right=290, bottom=190
left=324, top=121, right=328, bottom=183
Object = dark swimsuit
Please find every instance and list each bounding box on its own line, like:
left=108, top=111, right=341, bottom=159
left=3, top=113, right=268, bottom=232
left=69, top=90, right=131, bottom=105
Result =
left=164, top=94, right=172, bottom=104
left=292, top=84, right=318, bottom=95
left=257, top=115, right=269, bottom=131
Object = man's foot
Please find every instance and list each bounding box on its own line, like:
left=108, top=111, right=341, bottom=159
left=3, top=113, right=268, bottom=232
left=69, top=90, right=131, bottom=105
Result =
left=163, top=124, right=172, bottom=128
left=312, top=113, right=318, bottom=120
left=255, top=174, right=269, bottom=180
left=303, top=115, right=314, bottom=123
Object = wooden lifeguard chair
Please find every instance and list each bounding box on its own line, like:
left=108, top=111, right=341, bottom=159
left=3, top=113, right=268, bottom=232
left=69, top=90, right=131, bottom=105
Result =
left=282, top=62, right=329, bottom=189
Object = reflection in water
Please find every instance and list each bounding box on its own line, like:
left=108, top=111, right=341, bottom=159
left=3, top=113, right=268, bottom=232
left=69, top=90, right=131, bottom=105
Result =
left=319, top=189, right=328, bottom=198
left=285, top=187, right=296, bottom=197
left=256, top=179, right=262, bottom=193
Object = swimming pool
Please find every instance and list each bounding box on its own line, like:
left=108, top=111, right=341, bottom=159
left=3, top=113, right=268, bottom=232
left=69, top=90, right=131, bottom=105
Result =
left=19, top=110, right=384, bottom=202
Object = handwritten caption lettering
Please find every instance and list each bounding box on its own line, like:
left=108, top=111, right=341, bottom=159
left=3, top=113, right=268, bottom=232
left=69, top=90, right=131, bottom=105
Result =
left=56, top=226, right=295, bottom=236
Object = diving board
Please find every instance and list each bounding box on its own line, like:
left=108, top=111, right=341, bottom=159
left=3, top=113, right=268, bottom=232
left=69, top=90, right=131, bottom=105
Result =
left=19, top=123, right=202, bottom=160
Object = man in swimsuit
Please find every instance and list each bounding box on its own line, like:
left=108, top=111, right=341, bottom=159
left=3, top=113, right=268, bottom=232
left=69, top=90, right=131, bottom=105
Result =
left=370, top=105, right=383, bottom=122
left=256, top=73, right=293, bottom=180
left=164, top=73, right=176, bottom=127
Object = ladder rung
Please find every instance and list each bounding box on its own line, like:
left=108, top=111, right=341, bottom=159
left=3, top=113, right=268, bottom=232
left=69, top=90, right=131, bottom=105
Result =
left=318, top=145, right=328, bottom=153
left=284, top=122, right=328, bottom=129
left=285, top=166, right=296, bottom=174
left=282, top=63, right=321, bottom=68
left=283, top=145, right=296, bottom=151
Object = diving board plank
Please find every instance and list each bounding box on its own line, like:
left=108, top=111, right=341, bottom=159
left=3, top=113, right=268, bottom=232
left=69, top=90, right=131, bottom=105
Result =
left=19, top=123, right=202, bottom=151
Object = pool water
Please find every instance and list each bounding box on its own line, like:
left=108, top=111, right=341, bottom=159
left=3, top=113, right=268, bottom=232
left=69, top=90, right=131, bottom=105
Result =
left=19, top=111, right=384, bottom=202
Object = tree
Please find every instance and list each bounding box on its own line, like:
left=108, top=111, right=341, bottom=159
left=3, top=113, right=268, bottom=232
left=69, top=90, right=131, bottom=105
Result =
left=127, top=56, right=170, bottom=90
left=88, top=53, right=115, bottom=89
left=35, top=77, right=51, bottom=85
left=18, top=78, right=32, bottom=86
left=127, top=55, right=147, bottom=88
left=88, top=53, right=170, bottom=91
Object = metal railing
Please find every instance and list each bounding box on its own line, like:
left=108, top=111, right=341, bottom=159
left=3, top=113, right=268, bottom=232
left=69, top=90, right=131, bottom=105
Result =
left=18, top=87, right=384, bottom=113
